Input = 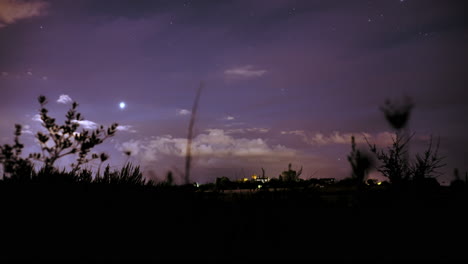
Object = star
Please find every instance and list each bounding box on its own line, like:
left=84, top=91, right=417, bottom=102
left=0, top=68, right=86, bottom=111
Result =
left=119, top=102, right=126, bottom=110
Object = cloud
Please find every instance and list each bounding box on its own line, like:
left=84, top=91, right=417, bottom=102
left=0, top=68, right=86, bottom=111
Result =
left=71, top=120, right=98, bottom=130
left=0, top=69, right=48, bottom=81
left=116, top=125, right=137, bottom=133
left=223, top=115, right=235, bottom=120
left=56, top=94, right=73, bottom=104
left=21, top=124, right=33, bottom=135
left=117, top=139, right=142, bottom=156
left=0, top=0, right=49, bottom=28
left=281, top=130, right=395, bottom=146
left=224, top=65, right=267, bottom=79
left=225, top=127, right=270, bottom=134
left=224, top=122, right=245, bottom=127
left=177, top=109, right=191, bottom=115
left=31, top=114, right=43, bottom=123
left=119, top=129, right=296, bottom=164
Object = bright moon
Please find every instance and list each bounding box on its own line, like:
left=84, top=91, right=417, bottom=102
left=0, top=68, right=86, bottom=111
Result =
left=119, top=102, right=126, bottom=109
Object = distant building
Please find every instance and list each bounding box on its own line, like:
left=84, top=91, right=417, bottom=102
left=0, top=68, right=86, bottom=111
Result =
left=308, top=178, right=335, bottom=188
left=237, top=174, right=270, bottom=184
left=252, top=174, right=270, bottom=183
left=318, top=178, right=335, bottom=185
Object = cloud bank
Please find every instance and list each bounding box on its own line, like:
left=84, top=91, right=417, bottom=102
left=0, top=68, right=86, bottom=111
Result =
left=281, top=130, right=396, bottom=146
left=118, top=129, right=296, bottom=165
left=0, top=0, right=49, bottom=28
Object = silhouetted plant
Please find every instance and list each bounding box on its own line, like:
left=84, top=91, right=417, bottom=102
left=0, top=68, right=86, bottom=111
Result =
left=215, top=176, right=231, bottom=192
left=453, top=168, right=460, bottom=181
left=347, top=136, right=374, bottom=185
left=33, top=166, right=77, bottom=183
left=76, top=168, right=93, bottom=183
left=366, top=97, right=415, bottom=186
left=29, top=95, right=118, bottom=171
left=367, top=134, right=412, bottom=186
left=95, top=163, right=148, bottom=185
left=0, top=124, right=33, bottom=179
left=157, top=171, right=174, bottom=187
left=381, top=97, right=413, bottom=169
left=410, top=136, right=445, bottom=184
left=450, top=168, right=466, bottom=190
left=370, top=97, right=446, bottom=187
left=117, top=163, right=146, bottom=185
left=97, top=152, right=109, bottom=176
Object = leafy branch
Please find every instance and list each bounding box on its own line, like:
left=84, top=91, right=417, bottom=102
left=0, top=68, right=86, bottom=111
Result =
left=29, top=95, right=118, bottom=171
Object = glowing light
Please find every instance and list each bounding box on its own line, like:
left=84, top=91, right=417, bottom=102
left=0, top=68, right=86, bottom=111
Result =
left=119, top=102, right=126, bottom=109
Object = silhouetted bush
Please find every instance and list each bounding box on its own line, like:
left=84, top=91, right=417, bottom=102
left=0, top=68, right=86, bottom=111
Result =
left=367, top=134, right=411, bottom=186
left=94, top=163, right=150, bottom=186
left=367, top=97, right=445, bottom=187
left=410, top=136, right=445, bottom=185
left=0, top=124, right=33, bottom=178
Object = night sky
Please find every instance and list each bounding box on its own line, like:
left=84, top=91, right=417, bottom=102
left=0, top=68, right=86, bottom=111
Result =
left=1, top=0, right=467, bottom=184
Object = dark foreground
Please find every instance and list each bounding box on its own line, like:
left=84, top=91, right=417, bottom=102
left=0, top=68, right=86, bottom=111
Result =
left=1, top=183, right=467, bottom=262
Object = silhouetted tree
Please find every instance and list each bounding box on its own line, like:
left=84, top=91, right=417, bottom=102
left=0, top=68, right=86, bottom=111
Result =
left=215, top=176, right=231, bottom=192
left=0, top=124, right=33, bottom=178
left=29, top=95, right=118, bottom=171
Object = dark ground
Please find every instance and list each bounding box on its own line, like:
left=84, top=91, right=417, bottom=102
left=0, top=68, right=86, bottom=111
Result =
left=1, top=183, right=467, bottom=262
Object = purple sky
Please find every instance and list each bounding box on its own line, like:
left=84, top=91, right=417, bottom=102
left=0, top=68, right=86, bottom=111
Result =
left=1, top=0, right=467, bottom=184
